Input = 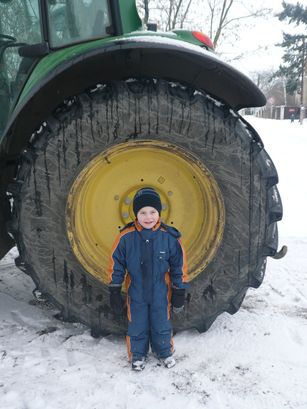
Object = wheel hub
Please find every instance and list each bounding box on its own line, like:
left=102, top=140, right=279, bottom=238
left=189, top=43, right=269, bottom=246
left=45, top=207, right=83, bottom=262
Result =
left=66, top=140, right=225, bottom=284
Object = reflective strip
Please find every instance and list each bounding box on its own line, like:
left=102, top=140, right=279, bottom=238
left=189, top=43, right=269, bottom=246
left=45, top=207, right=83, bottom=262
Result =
left=135, top=219, right=143, bottom=231
left=126, top=335, right=132, bottom=361
left=178, top=239, right=189, bottom=283
left=152, top=219, right=161, bottom=231
left=126, top=297, right=131, bottom=322
left=125, top=273, right=131, bottom=292
left=107, top=227, right=135, bottom=283
left=165, top=272, right=172, bottom=320
left=171, top=336, right=175, bottom=353
left=125, top=273, right=132, bottom=322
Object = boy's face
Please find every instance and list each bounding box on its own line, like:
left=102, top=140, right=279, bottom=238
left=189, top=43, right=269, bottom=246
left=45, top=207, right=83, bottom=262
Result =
left=137, top=206, right=159, bottom=229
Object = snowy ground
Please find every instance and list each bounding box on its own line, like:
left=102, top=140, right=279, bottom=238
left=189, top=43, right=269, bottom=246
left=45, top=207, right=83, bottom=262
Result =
left=0, top=117, right=306, bottom=409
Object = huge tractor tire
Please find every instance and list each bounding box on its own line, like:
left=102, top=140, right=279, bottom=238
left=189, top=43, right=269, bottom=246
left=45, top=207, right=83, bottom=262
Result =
left=9, top=79, right=282, bottom=335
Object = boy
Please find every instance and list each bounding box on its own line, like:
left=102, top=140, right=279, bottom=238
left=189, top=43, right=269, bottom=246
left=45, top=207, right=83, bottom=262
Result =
left=108, top=187, right=189, bottom=371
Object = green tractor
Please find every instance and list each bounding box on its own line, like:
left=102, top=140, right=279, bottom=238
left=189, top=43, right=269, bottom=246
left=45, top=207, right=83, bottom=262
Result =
left=0, top=0, right=285, bottom=335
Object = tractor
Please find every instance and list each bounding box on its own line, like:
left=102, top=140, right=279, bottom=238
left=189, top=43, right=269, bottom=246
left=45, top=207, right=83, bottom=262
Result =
left=0, top=0, right=285, bottom=335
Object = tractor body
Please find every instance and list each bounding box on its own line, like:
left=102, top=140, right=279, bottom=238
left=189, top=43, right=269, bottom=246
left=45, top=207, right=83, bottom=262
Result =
left=0, top=0, right=280, bottom=335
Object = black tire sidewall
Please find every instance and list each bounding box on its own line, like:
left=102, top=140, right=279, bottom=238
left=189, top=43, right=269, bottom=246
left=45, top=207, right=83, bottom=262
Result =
left=17, top=80, right=269, bottom=333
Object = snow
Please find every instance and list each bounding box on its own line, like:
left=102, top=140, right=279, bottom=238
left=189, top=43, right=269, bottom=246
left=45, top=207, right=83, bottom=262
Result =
left=247, top=117, right=307, bottom=239
left=0, top=118, right=307, bottom=409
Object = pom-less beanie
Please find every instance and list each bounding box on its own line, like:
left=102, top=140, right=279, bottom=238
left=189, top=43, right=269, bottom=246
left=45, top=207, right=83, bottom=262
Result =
left=133, top=187, right=162, bottom=216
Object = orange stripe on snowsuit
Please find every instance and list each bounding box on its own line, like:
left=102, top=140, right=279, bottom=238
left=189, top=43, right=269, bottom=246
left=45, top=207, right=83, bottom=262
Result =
left=126, top=336, right=132, bottom=361
left=178, top=239, right=189, bottom=283
left=107, top=226, right=135, bottom=284
left=126, top=297, right=131, bottom=322
left=165, top=272, right=172, bottom=320
left=171, top=336, right=174, bottom=353
left=165, top=273, right=174, bottom=352
left=125, top=274, right=132, bottom=322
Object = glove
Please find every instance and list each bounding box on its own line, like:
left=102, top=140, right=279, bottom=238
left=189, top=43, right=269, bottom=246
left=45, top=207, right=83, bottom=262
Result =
left=171, top=288, right=186, bottom=313
left=109, top=287, right=124, bottom=315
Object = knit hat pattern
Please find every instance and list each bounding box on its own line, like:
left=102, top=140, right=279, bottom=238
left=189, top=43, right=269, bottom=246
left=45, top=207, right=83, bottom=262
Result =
left=133, top=187, right=162, bottom=216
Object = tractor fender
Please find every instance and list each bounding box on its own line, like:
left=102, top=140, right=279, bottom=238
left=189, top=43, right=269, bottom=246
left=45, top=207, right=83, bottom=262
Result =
left=0, top=36, right=265, bottom=258
left=0, top=35, right=266, bottom=159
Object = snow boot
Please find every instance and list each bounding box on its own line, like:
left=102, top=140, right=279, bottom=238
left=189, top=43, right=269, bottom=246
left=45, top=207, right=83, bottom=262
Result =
left=160, top=356, right=176, bottom=369
left=132, top=357, right=146, bottom=371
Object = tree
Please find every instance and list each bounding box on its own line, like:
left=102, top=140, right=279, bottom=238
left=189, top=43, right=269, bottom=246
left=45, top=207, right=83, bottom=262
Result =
left=249, top=69, right=290, bottom=108
left=137, top=0, right=193, bottom=30
left=250, top=70, right=282, bottom=101
left=203, top=0, right=271, bottom=49
left=157, top=0, right=193, bottom=30
left=276, top=1, right=307, bottom=123
left=137, top=0, right=272, bottom=59
left=137, top=0, right=150, bottom=26
left=278, top=1, right=307, bottom=25
left=275, top=33, right=306, bottom=94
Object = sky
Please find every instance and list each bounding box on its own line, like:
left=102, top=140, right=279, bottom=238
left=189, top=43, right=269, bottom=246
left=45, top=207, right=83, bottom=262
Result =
left=146, top=0, right=306, bottom=77
left=228, top=0, right=307, bottom=76
left=148, top=0, right=305, bottom=77
left=225, top=4, right=286, bottom=75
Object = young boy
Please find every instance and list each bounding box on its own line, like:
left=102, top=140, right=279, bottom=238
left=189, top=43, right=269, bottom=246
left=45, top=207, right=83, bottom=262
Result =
left=108, top=187, right=189, bottom=371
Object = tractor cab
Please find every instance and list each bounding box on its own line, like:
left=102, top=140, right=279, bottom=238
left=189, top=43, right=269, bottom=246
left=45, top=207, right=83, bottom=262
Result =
left=0, top=0, right=40, bottom=134
left=0, top=0, right=112, bottom=135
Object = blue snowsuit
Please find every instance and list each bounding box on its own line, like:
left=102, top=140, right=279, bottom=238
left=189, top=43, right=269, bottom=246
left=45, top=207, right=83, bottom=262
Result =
left=108, top=219, right=189, bottom=360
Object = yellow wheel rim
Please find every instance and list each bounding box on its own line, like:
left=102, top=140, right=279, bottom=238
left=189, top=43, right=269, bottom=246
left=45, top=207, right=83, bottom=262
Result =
left=66, top=140, right=225, bottom=284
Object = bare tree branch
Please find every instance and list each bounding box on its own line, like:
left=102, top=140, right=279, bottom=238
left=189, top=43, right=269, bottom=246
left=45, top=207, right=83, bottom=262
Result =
left=137, top=0, right=272, bottom=62
left=213, top=0, right=234, bottom=47
left=180, top=0, right=193, bottom=28
left=172, top=0, right=183, bottom=29
left=222, top=8, right=271, bottom=29
left=139, top=0, right=194, bottom=31
left=200, top=0, right=272, bottom=50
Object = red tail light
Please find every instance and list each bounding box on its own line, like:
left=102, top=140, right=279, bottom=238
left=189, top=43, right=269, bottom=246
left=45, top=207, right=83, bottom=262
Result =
left=192, top=31, right=214, bottom=50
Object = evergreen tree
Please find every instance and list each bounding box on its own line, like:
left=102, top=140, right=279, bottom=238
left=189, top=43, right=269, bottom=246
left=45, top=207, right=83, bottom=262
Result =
left=275, top=1, right=307, bottom=94
left=278, top=1, right=307, bottom=25
left=276, top=33, right=306, bottom=95
left=275, top=2, right=307, bottom=96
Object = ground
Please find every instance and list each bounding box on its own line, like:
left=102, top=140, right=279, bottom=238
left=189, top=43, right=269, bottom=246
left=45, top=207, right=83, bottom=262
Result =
left=0, top=117, right=306, bottom=409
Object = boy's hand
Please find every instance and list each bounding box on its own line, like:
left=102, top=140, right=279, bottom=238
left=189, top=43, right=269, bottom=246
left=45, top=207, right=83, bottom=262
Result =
left=171, top=288, right=185, bottom=313
left=109, top=287, right=124, bottom=315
